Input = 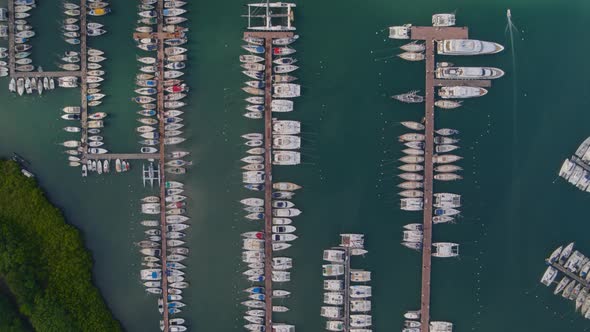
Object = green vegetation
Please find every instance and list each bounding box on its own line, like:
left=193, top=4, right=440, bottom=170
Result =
left=0, top=160, right=121, bottom=332
left=0, top=294, right=27, bottom=332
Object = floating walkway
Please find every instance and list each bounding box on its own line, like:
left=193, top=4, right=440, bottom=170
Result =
left=242, top=30, right=295, bottom=332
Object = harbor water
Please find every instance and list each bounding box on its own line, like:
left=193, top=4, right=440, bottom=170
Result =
left=1, top=0, right=590, bottom=331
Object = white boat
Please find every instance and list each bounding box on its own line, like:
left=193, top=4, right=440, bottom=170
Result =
left=401, top=121, right=425, bottom=130
left=400, top=41, right=425, bottom=52
left=398, top=52, right=424, bottom=61
left=439, top=86, right=488, bottom=98
left=432, top=242, right=459, bottom=258
left=432, top=13, right=456, bottom=26
left=436, top=66, right=505, bottom=80
left=540, top=266, right=558, bottom=286
left=273, top=83, right=300, bottom=98
left=273, top=151, right=300, bottom=165
left=437, top=39, right=504, bottom=55
left=350, top=285, right=372, bottom=298
left=389, top=24, right=411, bottom=39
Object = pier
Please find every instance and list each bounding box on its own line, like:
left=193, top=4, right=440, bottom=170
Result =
left=243, top=30, right=294, bottom=332
left=85, top=153, right=160, bottom=160
left=408, top=26, right=492, bottom=331
left=156, top=0, right=170, bottom=329
left=547, top=259, right=590, bottom=289
left=342, top=246, right=352, bottom=331
left=80, top=0, right=88, bottom=151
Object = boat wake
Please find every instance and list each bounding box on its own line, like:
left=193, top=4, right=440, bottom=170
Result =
left=506, top=9, right=519, bottom=155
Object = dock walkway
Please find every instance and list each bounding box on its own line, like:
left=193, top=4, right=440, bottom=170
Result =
left=548, top=260, right=590, bottom=289
left=410, top=26, right=469, bottom=332
left=7, top=0, right=14, bottom=77
left=156, top=0, right=169, bottom=329
left=80, top=0, right=88, bottom=150
left=343, top=247, right=351, bottom=331
left=243, top=30, right=293, bottom=332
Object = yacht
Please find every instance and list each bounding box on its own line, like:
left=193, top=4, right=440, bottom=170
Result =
left=432, top=242, right=459, bottom=258
left=273, top=83, right=300, bottom=98
left=438, top=86, right=488, bottom=98
left=321, top=306, right=343, bottom=319
left=398, top=52, right=424, bottom=61
left=326, top=321, right=344, bottom=332
left=432, top=13, right=456, bottom=27
left=540, top=266, right=558, bottom=286
left=559, top=242, right=575, bottom=265
left=324, top=292, right=344, bottom=305
left=322, top=264, right=344, bottom=277
left=435, top=100, right=462, bottom=109
left=350, top=300, right=371, bottom=312
left=436, top=66, right=505, bottom=80
left=323, top=249, right=346, bottom=263
left=389, top=24, right=411, bottom=39
left=273, top=151, right=300, bottom=165
left=437, top=39, right=505, bottom=55
left=350, top=315, right=372, bottom=328
left=273, top=120, right=301, bottom=134
left=350, top=270, right=371, bottom=282
left=324, top=280, right=344, bottom=291
left=350, top=285, right=372, bottom=298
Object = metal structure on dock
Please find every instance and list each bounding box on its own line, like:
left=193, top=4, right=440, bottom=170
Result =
left=243, top=2, right=296, bottom=31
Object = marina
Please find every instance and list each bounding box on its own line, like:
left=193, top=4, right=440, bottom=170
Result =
left=542, top=243, right=590, bottom=319
left=2, top=0, right=190, bottom=331
left=390, top=14, right=502, bottom=331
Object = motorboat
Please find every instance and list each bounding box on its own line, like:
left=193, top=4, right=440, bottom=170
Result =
left=436, top=66, right=505, bottom=80
left=434, top=173, right=462, bottom=181
left=437, top=39, right=504, bottom=55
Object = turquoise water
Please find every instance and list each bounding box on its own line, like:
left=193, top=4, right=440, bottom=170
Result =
left=1, top=0, right=590, bottom=331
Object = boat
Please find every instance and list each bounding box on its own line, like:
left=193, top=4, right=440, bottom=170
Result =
left=399, top=164, right=423, bottom=172
left=438, top=39, right=505, bottom=55
left=273, top=47, right=296, bottom=56
left=401, top=121, right=424, bottom=131
left=439, top=86, right=488, bottom=98
left=398, top=52, right=424, bottom=61
left=399, top=133, right=425, bottom=142
left=434, top=173, right=462, bottom=181
left=391, top=90, right=424, bottom=104
left=242, top=45, right=265, bottom=54
left=400, top=41, right=425, bottom=52
left=436, top=128, right=459, bottom=136
left=540, top=266, right=558, bottom=286
left=436, top=66, right=505, bottom=80
left=435, top=165, right=462, bottom=173
left=240, top=54, right=264, bottom=63
left=433, top=154, right=462, bottom=164
left=432, top=242, right=460, bottom=257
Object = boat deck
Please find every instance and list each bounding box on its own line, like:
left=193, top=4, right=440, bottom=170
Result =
left=433, top=79, right=492, bottom=87
left=242, top=30, right=294, bottom=332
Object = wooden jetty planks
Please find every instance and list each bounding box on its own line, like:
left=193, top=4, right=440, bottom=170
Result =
left=156, top=0, right=170, bottom=330
left=411, top=27, right=470, bottom=332
left=263, top=36, right=274, bottom=332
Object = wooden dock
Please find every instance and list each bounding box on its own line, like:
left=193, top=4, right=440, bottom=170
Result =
left=547, top=260, right=590, bottom=289
left=85, top=153, right=160, bottom=160
left=11, top=71, right=82, bottom=78
left=410, top=26, right=468, bottom=332
left=80, top=0, right=88, bottom=152
left=243, top=30, right=294, bottom=332
left=343, top=247, right=351, bottom=331
left=156, top=0, right=170, bottom=329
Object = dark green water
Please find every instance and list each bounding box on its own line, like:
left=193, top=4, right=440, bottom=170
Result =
left=1, top=0, right=590, bottom=331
